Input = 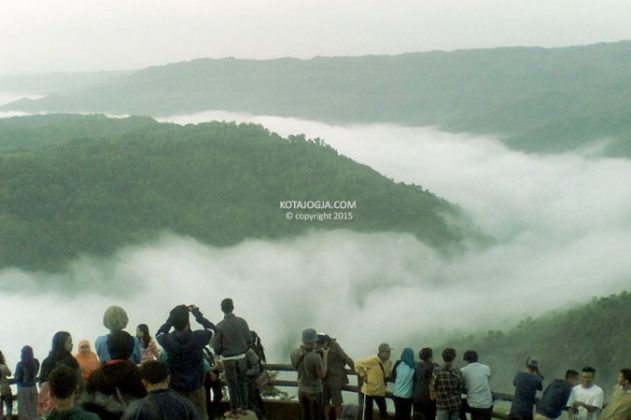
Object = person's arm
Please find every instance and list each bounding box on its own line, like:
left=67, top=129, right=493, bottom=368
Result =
left=155, top=317, right=173, bottom=347
left=132, top=337, right=142, bottom=364
left=150, top=339, right=160, bottom=360
left=191, top=306, right=215, bottom=338
left=429, top=370, right=437, bottom=400
left=354, top=357, right=369, bottom=382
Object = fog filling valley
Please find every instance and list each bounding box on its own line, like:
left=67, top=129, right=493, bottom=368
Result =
left=2, top=108, right=631, bottom=390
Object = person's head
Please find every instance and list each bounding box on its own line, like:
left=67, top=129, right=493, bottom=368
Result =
left=580, top=367, right=596, bottom=388
left=48, top=365, right=79, bottom=401
left=136, top=324, right=151, bottom=347
left=51, top=331, right=72, bottom=354
left=21, top=345, right=34, bottom=362
left=103, top=305, right=129, bottom=332
left=169, top=305, right=190, bottom=332
left=619, top=368, right=631, bottom=389
left=463, top=350, right=478, bottom=364
left=221, top=298, right=234, bottom=314
left=419, top=347, right=433, bottom=362
left=77, top=340, right=91, bottom=354
left=400, top=348, right=415, bottom=368
left=301, top=328, right=318, bottom=349
left=140, top=361, right=170, bottom=391
left=378, top=343, right=392, bottom=362
left=526, top=356, right=539, bottom=372
left=108, top=330, right=134, bottom=360
left=442, top=347, right=456, bottom=364
left=565, top=369, right=579, bottom=385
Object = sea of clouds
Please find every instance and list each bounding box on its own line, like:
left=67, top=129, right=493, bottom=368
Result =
left=1, top=107, right=630, bottom=382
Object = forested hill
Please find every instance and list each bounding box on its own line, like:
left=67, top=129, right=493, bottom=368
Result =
left=4, top=42, right=631, bottom=156
left=442, top=291, right=631, bottom=393
left=0, top=114, right=480, bottom=271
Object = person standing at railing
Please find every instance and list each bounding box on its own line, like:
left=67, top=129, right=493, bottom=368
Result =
left=567, top=367, right=604, bottom=420
left=212, top=298, right=251, bottom=419
left=413, top=347, right=437, bottom=420
left=460, top=350, right=492, bottom=420
left=291, top=328, right=329, bottom=420
left=430, top=348, right=464, bottom=420
left=597, top=368, right=631, bottom=420
left=509, top=357, right=543, bottom=420
left=534, top=369, right=578, bottom=420
left=317, top=334, right=354, bottom=420
left=391, top=348, right=416, bottom=420
left=355, top=343, right=393, bottom=420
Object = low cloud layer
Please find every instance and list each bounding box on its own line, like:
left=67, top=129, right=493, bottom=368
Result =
left=1, top=111, right=630, bottom=376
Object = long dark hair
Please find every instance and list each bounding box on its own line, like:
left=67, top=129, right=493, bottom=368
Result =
left=137, top=324, right=151, bottom=348
left=0, top=350, right=5, bottom=365
left=49, top=331, right=71, bottom=359
left=249, top=331, right=267, bottom=364
left=20, top=345, right=38, bottom=382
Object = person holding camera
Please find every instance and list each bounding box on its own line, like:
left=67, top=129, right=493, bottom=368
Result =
left=317, top=334, right=354, bottom=420
left=156, top=304, right=215, bottom=420
left=291, top=328, right=329, bottom=420
left=509, top=357, right=543, bottom=420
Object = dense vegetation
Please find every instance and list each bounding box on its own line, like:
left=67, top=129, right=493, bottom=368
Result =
left=441, top=291, right=631, bottom=393
left=5, top=42, right=631, bottom=156
left=0, top=114, right=480, bottom=271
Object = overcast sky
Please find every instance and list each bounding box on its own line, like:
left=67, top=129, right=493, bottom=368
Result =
left=3, top=0, right=631, bottom=74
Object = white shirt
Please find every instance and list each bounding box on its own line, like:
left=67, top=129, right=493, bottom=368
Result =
left=567, top=384, right=604, bottom=420
left=461, top=362, right=493, bottom=409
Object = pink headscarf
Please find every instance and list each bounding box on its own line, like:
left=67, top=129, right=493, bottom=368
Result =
left=73, top=339, right=100, bottom=380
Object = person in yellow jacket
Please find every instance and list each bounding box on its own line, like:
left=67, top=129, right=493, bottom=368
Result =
left=355, top=343, right=393, bottom=420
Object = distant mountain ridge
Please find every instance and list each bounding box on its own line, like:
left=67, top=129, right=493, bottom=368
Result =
left=3, top=42, right=631, bottom=156
left=0, top=114, right=482, bottom=271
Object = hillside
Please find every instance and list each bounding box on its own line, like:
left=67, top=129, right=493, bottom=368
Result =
left=4, top=42, right=631, bottom=156
left=0, top=114, right=481, bottom=271
left=441, top=291, right=631, bottom=393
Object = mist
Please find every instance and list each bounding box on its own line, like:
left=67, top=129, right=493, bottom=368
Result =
left=2, top=111, right=631, bottom=384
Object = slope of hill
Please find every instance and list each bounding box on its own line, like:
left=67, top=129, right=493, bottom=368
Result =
left=442, top=291, right=631, bottom=393
left=0, top=114, right=482, bottom=271
left=4, top=42, right=631, bottom=156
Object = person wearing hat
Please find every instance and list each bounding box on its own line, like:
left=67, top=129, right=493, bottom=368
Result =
left=354, top=343, right=393, bottom=420
left=509, top=356, right=544, bottom=420
left=94, top=305, right=142, bottom=364
left=290, top=328, right=329, bottom=420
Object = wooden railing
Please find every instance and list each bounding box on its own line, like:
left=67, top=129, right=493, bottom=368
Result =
left=265, top=364, right=515, bottom=419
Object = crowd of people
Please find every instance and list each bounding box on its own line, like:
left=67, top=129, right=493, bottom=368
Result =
left=290, top=328, right=631, bottom=420
left=0, top=298, right=266, bottom=420
left=1, top=308, right=630, bottom=420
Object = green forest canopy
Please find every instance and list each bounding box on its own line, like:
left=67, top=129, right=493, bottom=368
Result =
left=4, top=41, right=631, bottom=156
left=441, top=291, right=631, bottom=394
left=0, top=114, right=482, bottom=271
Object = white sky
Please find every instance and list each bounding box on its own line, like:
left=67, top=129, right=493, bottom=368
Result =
left=2, top=0, right=631, bottom=74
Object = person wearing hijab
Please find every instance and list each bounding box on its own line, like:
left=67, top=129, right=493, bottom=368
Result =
left=74, top=340, right=100, bottom=381
left=39, top=331, right=80, bottom=416
left=14, top=345, right=40, bottom=420
left=392, top=347, right=416, bottom=420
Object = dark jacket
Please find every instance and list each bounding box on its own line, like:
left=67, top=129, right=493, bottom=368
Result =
left=212, top=313, right=250, bottom=357
left=122, top=389, right=200, bottom=420
left=86, top=360, right=146, bottom=400
left=413, top=360, right=437, bottom=405
left=156, top=308, right=214, bottom=392
left=536, top=379, right=573, bottom=418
